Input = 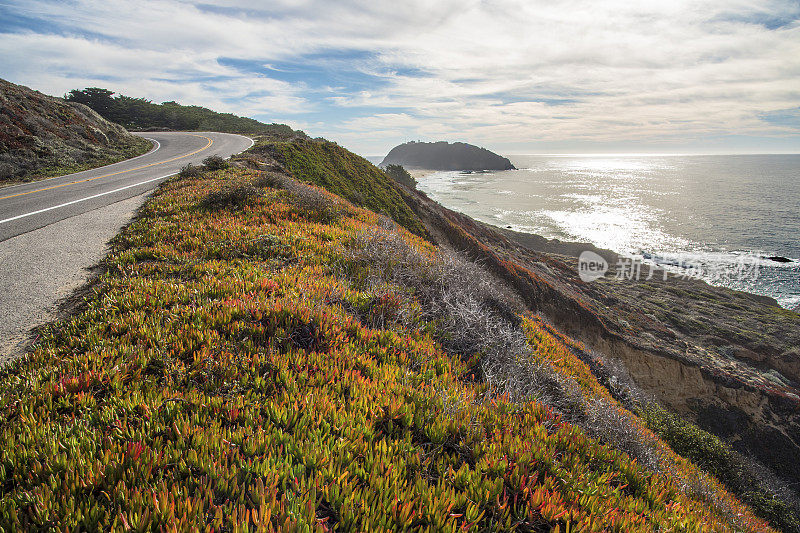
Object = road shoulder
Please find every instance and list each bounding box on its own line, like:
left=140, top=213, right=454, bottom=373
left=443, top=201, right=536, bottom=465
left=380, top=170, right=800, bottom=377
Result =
left=0, top=192, right=148, bottom=364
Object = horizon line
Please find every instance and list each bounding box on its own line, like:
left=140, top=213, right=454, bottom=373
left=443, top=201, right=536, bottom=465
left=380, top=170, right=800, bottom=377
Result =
left=503, top=151, right=800, bottom=156
left=366, top=151, right=800, bottom=158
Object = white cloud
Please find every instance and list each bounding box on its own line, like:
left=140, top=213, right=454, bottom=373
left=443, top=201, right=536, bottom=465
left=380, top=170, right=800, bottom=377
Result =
left=1, top=0, right=799, bottom=154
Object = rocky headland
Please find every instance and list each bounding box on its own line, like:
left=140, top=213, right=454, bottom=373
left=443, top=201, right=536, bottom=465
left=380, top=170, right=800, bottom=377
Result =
left=380, top=140, right=516, bottom=171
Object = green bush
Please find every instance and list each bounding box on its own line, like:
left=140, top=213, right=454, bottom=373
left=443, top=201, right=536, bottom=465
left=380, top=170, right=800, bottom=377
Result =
left=178, top=163, right=202, bottom=178
left=200, top=182, right=263, bottom=210
left=202, top=155, right=229, bottom=171
left=384, top=164, right=417, bottom=189
left=639, top=403, right=800, bottom=532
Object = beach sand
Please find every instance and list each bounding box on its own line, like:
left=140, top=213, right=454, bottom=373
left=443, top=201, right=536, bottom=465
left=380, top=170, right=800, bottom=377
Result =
left=408, top=169, right=439, bottom=181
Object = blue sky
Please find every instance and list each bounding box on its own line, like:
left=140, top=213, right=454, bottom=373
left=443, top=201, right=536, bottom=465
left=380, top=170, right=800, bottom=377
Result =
left=1, top=0, right=799, bottom=156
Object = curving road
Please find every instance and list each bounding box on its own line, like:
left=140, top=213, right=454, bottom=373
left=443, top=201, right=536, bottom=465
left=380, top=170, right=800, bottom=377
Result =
left=0, top=131, right=253, bottom=362
left=0, top=132, right=253, bottom=242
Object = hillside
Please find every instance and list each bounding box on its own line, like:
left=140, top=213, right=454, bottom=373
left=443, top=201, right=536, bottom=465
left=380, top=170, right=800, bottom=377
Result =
left=241, top=138, right=800, bottom=530
left=0, top=79, right=151, bottom=184
left=380, top=140, right=516, bottom=171
left=1, top=147, right=780, bottom=531
left=250, top=138, right=428, bottom=237
left=409, top=194, right=800, bottom=481
left=3, top=135, right=799, bottom=530
left=66, top=87, right=307, bottom=139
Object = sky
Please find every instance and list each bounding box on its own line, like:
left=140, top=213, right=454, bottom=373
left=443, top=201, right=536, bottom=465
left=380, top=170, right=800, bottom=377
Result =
left=1, top=0, right=799, bottom=156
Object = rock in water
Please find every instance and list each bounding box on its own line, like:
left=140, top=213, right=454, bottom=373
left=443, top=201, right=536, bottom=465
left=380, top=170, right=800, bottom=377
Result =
left=767, top=255, right=793, bottom=263
left=380, top=141, right=516, bottom=171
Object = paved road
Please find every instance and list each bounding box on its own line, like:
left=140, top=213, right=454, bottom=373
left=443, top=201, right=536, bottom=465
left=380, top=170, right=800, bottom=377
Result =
left=0, top=131, right=253, bottom=242
left=0, top=131, right=253, bottom=362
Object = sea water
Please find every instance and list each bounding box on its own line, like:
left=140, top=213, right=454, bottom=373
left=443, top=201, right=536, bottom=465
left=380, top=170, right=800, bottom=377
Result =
left=413, top=154, right=800, bottom=309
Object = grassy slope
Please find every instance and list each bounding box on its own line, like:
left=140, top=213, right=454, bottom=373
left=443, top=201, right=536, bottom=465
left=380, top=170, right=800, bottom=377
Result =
left=0, top=161, right=772, bottom=531
left=259, top=139, right=429, bottom=238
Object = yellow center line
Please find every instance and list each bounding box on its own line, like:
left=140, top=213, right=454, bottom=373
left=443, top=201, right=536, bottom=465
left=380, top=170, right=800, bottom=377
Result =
left=0, top=134, right=213, bottom=202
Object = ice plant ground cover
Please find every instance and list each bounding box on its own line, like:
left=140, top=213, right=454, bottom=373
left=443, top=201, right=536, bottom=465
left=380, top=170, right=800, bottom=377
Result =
left=0, top=164, right=774, bottom=531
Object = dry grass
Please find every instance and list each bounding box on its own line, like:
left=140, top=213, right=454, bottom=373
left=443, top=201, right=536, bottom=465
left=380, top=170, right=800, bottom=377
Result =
left=343, top=221, right=770, bottom=532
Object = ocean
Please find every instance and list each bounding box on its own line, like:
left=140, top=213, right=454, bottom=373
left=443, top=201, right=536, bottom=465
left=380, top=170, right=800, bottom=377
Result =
left=398, top=154, right=800, bottom=309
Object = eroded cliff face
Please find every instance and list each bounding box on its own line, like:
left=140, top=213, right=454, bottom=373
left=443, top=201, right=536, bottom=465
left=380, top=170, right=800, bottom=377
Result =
left=401, top=186, right=800, bottom=489
left=592, top=334, right=800, bottom=485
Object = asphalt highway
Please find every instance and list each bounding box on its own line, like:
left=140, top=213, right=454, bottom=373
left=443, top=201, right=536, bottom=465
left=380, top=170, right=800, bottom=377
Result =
left=0, top=131, right=253, bottom=242
left=0, top=131, right=253, bottom=361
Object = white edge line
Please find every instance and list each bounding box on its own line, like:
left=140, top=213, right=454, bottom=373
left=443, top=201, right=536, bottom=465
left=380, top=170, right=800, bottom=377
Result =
left=0, top=173, right=173, bottom=225
left=135, top=137, right=161, bottom=158
left=0, top=138, right=162, bottom=192
left=141, top=138, right=162, bottom=155
left=224, top=135, right=255, bottom=159
left=1, top=133, right=250, bottom=225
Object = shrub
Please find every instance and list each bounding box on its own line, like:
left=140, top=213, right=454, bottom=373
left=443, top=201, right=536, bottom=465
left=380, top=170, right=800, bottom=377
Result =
left=0, top=162, right=15, bottom=180
left=256, top=172, right=345, bottom=223
left=200, top=183, right=263, bottom=210
left=202, top=154, right=229, bottom=170
left=287, top=184, right=344, bottom=223
left=178, top=163, right=202, bottom=178
left=253, top=171, right=286, bottom=189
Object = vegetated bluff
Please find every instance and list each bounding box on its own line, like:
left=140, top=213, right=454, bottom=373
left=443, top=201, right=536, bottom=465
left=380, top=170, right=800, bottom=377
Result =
left=0, top=134, right=783, bottom=531
left=380, top=140, right=516, bottom=171
left=256, top=138, right=800, bottom=531
left=0, top=79, right=150, bottom=183
left=66, top=87, right=305, bottom=138
left=0, top=73, right=797, bottom=527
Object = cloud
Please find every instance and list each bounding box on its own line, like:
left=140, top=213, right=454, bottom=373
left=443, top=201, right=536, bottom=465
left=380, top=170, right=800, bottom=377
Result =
left=1, top=0, right=799, bottom=154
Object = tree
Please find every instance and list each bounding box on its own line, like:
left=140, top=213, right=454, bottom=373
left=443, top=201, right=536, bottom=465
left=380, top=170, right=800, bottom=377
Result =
left=63, top=86, right=307, bottom=137
left=384, top=164, right=417, bottom=189
left=65, top=88, right=116, bottom=118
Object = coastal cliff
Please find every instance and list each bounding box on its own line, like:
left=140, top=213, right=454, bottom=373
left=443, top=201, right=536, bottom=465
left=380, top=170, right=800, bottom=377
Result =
left=251, top=138, right=800, bottom=528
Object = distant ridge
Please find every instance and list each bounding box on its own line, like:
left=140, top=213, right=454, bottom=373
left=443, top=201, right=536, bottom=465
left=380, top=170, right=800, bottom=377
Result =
left=380, top=140, right=516, bottom=171
left=65, top=87, right=306, bottom=139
